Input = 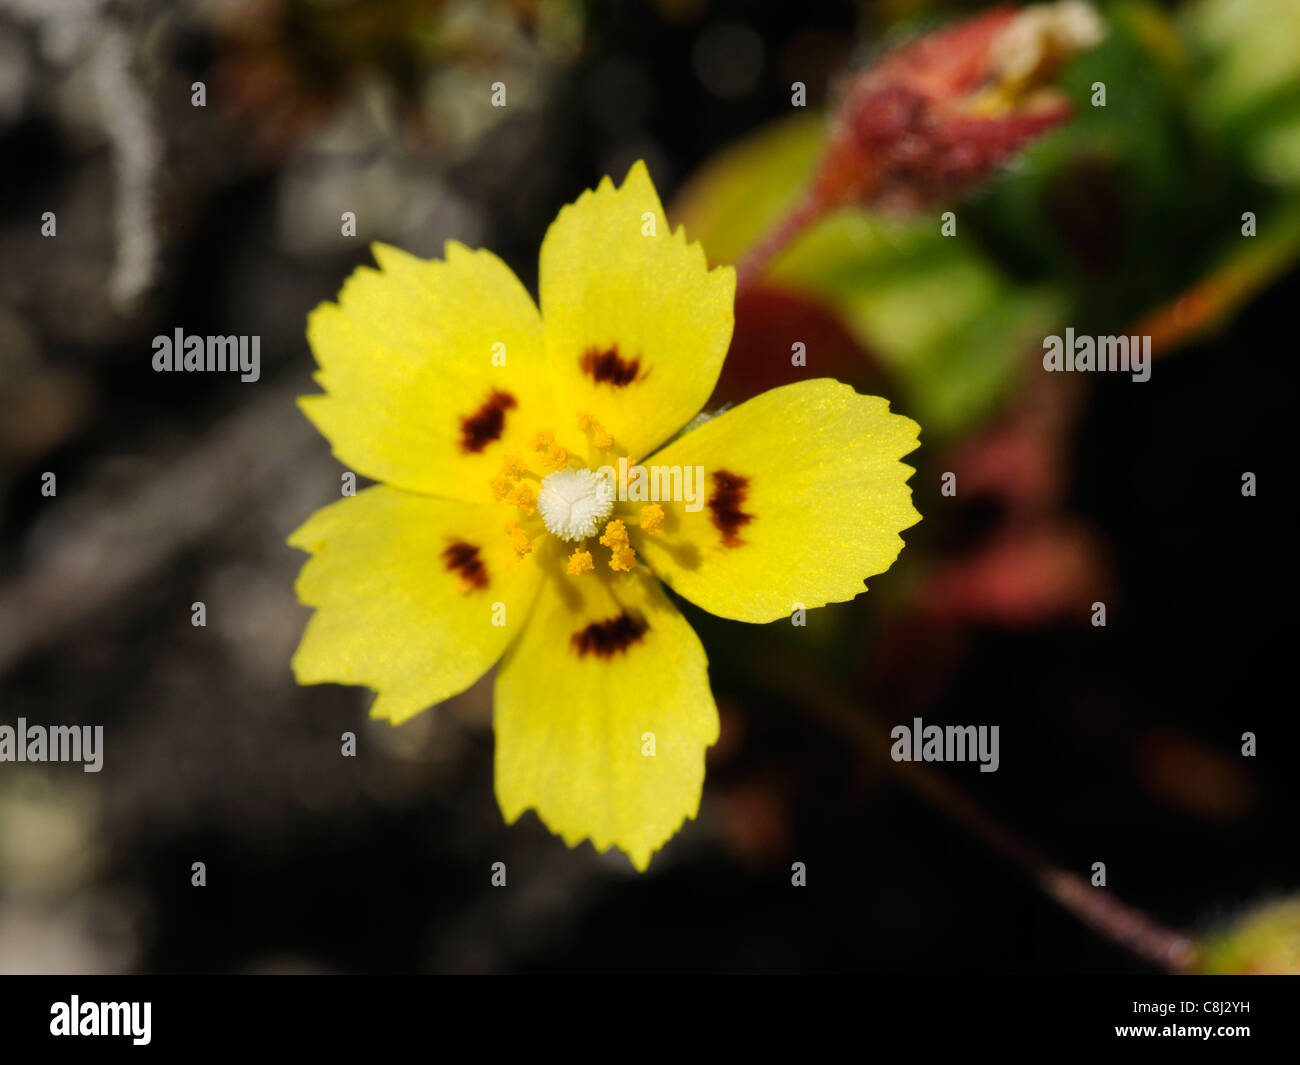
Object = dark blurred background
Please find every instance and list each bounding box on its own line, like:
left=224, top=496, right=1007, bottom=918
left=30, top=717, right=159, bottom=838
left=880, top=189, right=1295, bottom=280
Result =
left=0, top=0, right=1296, bottom=973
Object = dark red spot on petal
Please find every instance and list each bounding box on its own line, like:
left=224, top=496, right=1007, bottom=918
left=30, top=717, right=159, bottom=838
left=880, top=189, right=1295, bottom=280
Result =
left=459, top=390, right=516, bottom=453
left=443, top=540, right=489, bottom=591
left=571, top=612, right=648, bottom=658
left=709, top=470, right=753, bottom=548
left=579, top=346, right=643, bottom=388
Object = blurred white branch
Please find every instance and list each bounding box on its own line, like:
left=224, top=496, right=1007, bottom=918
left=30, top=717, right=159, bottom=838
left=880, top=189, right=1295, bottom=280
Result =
left=1, top=0, right=160, bottom=311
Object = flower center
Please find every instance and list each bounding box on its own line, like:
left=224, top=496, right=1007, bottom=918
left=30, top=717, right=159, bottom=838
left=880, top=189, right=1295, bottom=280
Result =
left=537, top=467, right=615, bottom=542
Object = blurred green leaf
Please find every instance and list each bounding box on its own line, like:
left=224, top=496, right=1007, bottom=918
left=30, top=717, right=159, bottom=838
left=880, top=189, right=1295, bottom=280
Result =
left=673, top=113, right=828, bottom=267
left=1184, top=0, right=1300, bottom=130
left=1183, top=0, right=1300, bottom=189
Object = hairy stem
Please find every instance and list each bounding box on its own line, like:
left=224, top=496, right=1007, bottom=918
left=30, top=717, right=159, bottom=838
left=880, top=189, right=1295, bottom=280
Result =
left=733, top=192, right=828, bottom=291
left=760, top=661, right=1197, bottom=971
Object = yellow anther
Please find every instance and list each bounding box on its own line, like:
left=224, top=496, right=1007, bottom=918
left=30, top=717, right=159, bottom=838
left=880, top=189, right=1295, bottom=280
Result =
left=506, top=483, right=537, bottom=512
left=566, top=549, right=594, bottom=576
left=527, top=427, right=571, bottom=472
left=505, top=519, right=533, bottom=558
left=576, top=411, right=615, bottom=451
left=639, top=503, right=664, bottom=532
left=538, top=441, right=570, bottom=472
left=492, top=453, right=534, bottom=503
left=499, top=452, right=529, bottom=478
left=599, top=519, right=628, bottom=549
left=598, top=519, right=636, bottom=572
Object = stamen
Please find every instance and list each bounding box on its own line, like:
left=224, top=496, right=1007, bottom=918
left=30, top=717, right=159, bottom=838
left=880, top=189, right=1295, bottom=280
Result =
left=529, top=429, right=570, bottom=471
left=576, top=411, right=615, bottom=452
left=499, top=452, right=530, bottom=479
left=505, top=483, right=537, bottom=512
left=538, top=442, right=570, bottom=471
left=566, top=549, right=594, bottom=576
left=639, top=503, right=664, bottom=532
left=505, top=519, right=533, bottom=558
left=598, top=519, right=636, bottom=572
left=491, top=451, right=543, bottom=512
left=529, top=430, right=571, bottom=472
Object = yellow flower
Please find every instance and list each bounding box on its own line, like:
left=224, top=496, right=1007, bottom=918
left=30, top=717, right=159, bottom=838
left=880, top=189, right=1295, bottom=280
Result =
left=289, top=161, right=922, bottom=870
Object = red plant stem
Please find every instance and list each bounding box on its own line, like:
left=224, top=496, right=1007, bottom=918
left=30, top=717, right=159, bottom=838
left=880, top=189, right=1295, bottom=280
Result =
left=1040, top=870, right=1198, bottom=972
left=782, top=673, right=1198, bottom=971
left=901, top=744, right=1198, bottom=972
left=734, top=191, right=829, bottom=292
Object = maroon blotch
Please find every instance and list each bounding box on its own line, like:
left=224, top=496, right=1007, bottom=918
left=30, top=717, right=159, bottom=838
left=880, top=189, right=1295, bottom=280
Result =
left=708, top=469, right=753, bottom=547
left=579, top=346, right=643, bottom=388
left=571, top=612, right=649, bottom=658
left=443, top=540, right=489, bottom=590
left=459, top=389, right=517, bottom=453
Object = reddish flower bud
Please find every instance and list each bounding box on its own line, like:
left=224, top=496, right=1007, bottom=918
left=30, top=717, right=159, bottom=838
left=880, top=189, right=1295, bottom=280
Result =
left=812, top=2, right=1103, bottom=212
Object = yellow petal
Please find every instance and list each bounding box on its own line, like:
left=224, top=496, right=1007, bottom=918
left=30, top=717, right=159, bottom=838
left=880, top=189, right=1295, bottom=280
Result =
left=632, top=379, right=921, bottom=623
left=538, top=160, right=736, bottom=462
left=302, top=241, right=557, bottom=501
left=289, top=486, right=541, bottom=724
left=494, top=544, right=718, bottom=870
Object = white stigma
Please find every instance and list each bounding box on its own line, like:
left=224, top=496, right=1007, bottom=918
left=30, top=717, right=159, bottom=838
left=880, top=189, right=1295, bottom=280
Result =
left=537, top=467, right=615, bottom=542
